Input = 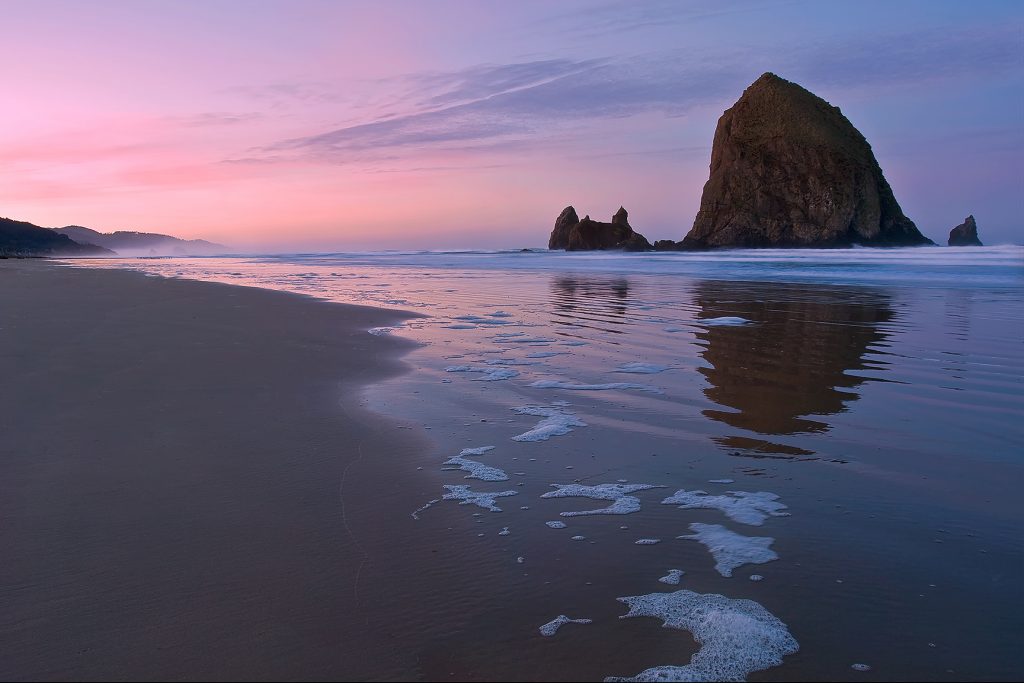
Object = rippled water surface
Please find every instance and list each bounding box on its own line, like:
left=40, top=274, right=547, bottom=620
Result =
left=70, top=247, right=1024, bottom=681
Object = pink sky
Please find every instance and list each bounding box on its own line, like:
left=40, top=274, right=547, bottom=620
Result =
left=2, top=1, right=1021, bottom=248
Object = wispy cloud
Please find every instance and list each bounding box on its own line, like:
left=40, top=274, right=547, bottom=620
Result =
left=232, top=20, right=1022, bottom=169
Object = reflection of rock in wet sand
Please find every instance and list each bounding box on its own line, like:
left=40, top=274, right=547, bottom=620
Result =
left=550, top=277, right=631, bottom=334
left=694, top=281, right=893, bottom=453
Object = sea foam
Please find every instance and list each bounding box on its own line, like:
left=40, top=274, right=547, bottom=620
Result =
left=444, top=365, right=520, bottom=381
left=442, top=447, right=509, bottom=481
left=542, top=483, right=665, bottom=516
left=614, top=362, right=669, bottom=374
left=661, top=489, right=788, bottom=526
left=442, top=485, right=518, bottom=512
left=512, top=405, right=587, bottom=442
left=540, top=615, right=592, bottom=636
left=605, top=590, right=798, bottom=682
left=678, top=523, right=778, bottom=577
left=530, top=380, right=664, bottom=395
left=658, top=569, right=685, bottom=585
left=700, top=316, right=753, bottom=326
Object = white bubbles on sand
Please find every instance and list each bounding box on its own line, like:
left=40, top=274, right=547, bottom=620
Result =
left=658, top=569, right=685, bottom=585
left=700, top=316, right=753, bottom=326
left=605, top=590, right=798, bottom=682
left=614, top=362, right=669, bottom=374
left=368, top=327, right=395, bottom=336
left=411, top=498, right=441, bottom=520
left=461, top=446, right=495, bottom=456
left=546, top=521, right=568, bottom=529
left=512, top=405, right=587, bottom=442
left=484, top=358, right=540, bottom=366
left=539, top=615, right=593, bottom=637
left=499, top=527, right=510, bottom=536
left=749, top=575, right=764, bottom=582
left=678, top=523, right=778, bottom=577
left=442, top=458, right=507, bottom=481
left=571, top=535, right=587, bottom=541
left=530, top=380, right=664, bottom=395
left=442, top=485, right=518, bottom=512
left=542, top=483, right=666, bottom=517
left=496, top=336, right=556, bottom=345
left=444, top=365, right=519, bottom=381
left=661, top=489, right=789, bottom=526
left=635, top=539, right=661, bottom=545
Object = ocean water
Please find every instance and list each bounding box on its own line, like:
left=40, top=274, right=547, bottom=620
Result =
left=69, top=246, right=1023, bottom=681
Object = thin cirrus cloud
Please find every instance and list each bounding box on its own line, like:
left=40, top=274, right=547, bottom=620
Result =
left=250, top=54, right=740, bottom=163
left=234, top=21, right=1021, bottom=169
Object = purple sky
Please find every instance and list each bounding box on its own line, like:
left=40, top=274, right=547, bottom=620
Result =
left=1, top=0, right=1021, bottom=248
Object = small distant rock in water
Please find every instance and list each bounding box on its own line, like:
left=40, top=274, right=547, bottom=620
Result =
left=948, top=215, right=983, bottom=246
left=548, top=205, right=652, bottom=251
left=851, top=663, right=872, bottom=672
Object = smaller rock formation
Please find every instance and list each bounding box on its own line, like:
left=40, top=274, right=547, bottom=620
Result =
left=548, top=206, right=652, bottom=251
left=948, top=215, right=983, bottom=246
left=548, top=206, right=580, bottom=249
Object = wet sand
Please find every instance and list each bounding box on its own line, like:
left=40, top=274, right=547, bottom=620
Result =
left=0, top=261, right=430, bottom=680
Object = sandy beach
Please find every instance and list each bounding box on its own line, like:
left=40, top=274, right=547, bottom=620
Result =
left=3, top=253, right=1022, bottom=682
left=0, top=261, right=429, bottom=680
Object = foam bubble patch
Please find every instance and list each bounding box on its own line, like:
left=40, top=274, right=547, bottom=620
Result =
left=678, top=523, right=778, bottom=577
left=605, top=589, right=798, bottom=682
left=512, top=405, right=587, bottom=442
left=700, top=316, right=753, bottom=326
left=542, top=483, right=665, bottom=516
left=661, top=490, right=789, bottom=526
left=539, top=615, right=593, bottom=637
left=658, top=569, right=685, bottom=585
left=530, top=380, right=664, bottom=395
left=442, top=485, right=518, bottom=512
left=614, top=362, right=669, bottom=374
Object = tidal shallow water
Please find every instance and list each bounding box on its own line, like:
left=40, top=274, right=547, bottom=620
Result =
left=71, top=247, right=1024, bottom=681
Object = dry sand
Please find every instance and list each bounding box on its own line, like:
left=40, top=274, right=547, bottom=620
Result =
left=0, top=261, right=430, bottom=680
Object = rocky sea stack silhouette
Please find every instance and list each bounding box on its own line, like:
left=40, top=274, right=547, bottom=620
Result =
left=678, top=73, right=933, bottom=249
left=548, top=206, right=651, bottom=251
left=948, top=215, right=983, bottom=246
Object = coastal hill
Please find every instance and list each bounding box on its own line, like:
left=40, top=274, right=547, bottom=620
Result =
left=53, top=225, right=227, bottom=256
left=547, top=206, right=651, bottom=251
left=679, top=73, right=934, bottom=249
left=0, top=217, right=112, bottom=257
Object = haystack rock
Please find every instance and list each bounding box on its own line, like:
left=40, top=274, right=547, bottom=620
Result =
left=948, top=215, right=983, bottom=246
left=548, top=206, right=651, bottom=251
left=682, top=73, right=934, bottom=249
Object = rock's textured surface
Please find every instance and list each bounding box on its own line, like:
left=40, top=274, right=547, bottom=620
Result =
left=948, top=215, right=983, bottom=246
left=548, top=206, right=580, bottom=249
left=548, top=206, right=651, bottom=251
left=682, top=73, right=933, bottom=248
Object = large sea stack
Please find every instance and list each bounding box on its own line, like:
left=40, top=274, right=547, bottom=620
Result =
left=948, top=215, right=983, bottom=246
left=681, top=73, right=933, bottom=249
left=548, top=206, right=651, bottom=251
